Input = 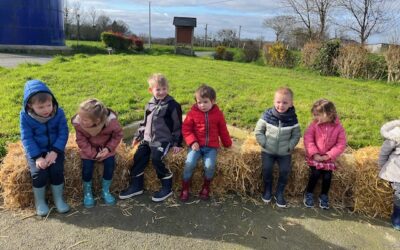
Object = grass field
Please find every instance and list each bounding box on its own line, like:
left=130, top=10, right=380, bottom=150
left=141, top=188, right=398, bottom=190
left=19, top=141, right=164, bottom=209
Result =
left=0, top=52, right=398, bottom=157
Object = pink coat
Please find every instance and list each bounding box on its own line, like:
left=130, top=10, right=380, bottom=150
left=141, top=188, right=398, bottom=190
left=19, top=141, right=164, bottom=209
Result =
left=304, top=118, right=347, bottom=170
left=72, top=111, right=123, bottom=161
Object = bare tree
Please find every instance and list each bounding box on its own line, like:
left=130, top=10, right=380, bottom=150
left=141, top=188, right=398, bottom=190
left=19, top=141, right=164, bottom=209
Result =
left=285, top=0, right=315, bottom=40
left=88, top=6, right=97, bottom=28
left=338, top=0, right=391, bottom=44
left=217, top=29, right=236, bottom=47
left=313, top=0, right=335, bottom=39
left=263, top=15, right=296, bottom=41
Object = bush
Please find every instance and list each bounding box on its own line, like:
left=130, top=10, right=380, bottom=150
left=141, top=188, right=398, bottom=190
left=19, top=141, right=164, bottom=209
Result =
left=385, top=45, right=400, bottom=82
left=302, top=42, right=321, bottom=68
left=366, top=53, right=387, bottom=80
left=223, top=51, right=234, bottom=61
left=337, top=45, right=369, bottom=79
left=101, top=32, right=132, bottom=51
left=131, top=36, right=144, bottom=51
left=314, top=39, right=340, bottom=76
left=242, top=41, right=260, bottom=62
left=214, top=46, right=226, bottom=60
left=263, top=42, right=295, bottom=68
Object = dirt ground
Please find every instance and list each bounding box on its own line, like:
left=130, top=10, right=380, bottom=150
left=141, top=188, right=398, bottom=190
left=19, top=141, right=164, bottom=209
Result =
left=0, top=193, right=399, bottom=250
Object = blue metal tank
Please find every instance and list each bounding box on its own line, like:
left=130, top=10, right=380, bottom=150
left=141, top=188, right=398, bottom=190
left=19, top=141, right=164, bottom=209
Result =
left=0, top=0, right=65, bottom=46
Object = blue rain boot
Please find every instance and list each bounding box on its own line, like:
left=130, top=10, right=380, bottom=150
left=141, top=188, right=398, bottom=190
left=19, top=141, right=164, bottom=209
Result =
left=119, top=173, right=144, bottom=200
left=32, top=186, right=49, bottom=216
left=51, top=183, right=70, bottom=213
left=392, top=204, right=400, bottom=230
left=275, top=183, right=287, bottom=208
left=152, top=174, right=173, bottom=202
left=83, top=181, right=95, bottom=208
left=101, top=179, right=116, bottom=205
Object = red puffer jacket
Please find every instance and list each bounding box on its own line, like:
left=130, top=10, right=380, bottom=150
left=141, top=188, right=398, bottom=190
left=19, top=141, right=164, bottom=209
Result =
left=183, top=104, right=232, bottom=148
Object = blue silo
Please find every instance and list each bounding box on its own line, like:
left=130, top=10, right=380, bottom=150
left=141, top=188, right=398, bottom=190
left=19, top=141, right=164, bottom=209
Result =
left=0, top=0, right=65, bottom=46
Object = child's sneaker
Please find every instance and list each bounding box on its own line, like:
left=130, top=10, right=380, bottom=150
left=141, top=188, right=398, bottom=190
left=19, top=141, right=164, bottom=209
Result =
left=319, top=194, right=329, bottom=209
left=261, top=189, right=272, bottom=203
left=274, top=194, right=287, bottom=208
left=303, top=192, right=314, bottom=208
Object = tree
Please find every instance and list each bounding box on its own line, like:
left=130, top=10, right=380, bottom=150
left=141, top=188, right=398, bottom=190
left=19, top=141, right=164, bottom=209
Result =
left=88, top=6, right=97, bottom=28
left=285, top=0, right=335, bottom=41
left=263, top=15, right=296, bottom=41
left=217, top=29, right=236, bottom=47
left=110, top=20, right=130, bottom=34
left=285, top=0, right=315, bottom=40
left=338, top=0, right=392, bottom=44
left=96, top=15, right=111, bottom=32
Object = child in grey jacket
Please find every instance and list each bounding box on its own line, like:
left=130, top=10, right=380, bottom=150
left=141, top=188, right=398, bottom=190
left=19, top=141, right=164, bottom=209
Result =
left=254, top=87, right=301, bottom=208
left=378, top=119, right=400, bottom=230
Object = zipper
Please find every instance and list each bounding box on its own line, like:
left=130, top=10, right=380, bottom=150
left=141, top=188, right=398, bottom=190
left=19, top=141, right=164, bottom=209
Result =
left=150, top=102, right=160, bottom=142
left=276, top=120, right=281, bottom=152
left=46, top=123, right=50, bottom=150
left=205, top=112, right=209, bottom=146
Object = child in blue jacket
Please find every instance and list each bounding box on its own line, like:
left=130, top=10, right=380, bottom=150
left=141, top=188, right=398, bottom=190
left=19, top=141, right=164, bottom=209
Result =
left=20, top=80, right=70, bottom=216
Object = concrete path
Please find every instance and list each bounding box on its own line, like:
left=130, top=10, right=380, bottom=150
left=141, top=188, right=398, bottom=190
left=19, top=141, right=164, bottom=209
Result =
left=0, top=194, right=399, bottom=249
left=0, top=53, right=52, bottom=68
left=195, top=51, right=214, bottom=57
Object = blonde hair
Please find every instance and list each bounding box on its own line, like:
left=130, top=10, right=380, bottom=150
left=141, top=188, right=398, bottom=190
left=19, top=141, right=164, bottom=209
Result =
left=79, top=98, right=109, bottom=124
left=275, top=87, right=293, bottom=100
left=148, top=73, right=169, bottom=88
left=311, top=99, right=337, bottom=123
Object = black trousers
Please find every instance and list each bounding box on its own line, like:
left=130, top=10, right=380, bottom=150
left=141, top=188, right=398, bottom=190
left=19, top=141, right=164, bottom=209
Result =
left=305, top=166, right=332, bottom=195
left=130, top=141, right=171, bottom=179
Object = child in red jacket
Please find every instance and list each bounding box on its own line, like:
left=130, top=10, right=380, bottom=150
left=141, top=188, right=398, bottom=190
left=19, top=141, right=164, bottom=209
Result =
left=303, top=99, right=346, bottom=209
left=72, top=99, right=123, bottom=208
left=180, top=84, right=232, bottom=201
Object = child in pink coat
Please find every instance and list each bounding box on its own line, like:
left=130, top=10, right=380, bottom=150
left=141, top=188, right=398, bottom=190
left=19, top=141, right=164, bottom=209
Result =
left=303, top=99, right=346, bottom=209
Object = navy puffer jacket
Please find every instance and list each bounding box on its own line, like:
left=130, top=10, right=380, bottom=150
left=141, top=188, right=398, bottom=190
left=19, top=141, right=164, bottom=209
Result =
left=20, top=80, right=69, bottom=159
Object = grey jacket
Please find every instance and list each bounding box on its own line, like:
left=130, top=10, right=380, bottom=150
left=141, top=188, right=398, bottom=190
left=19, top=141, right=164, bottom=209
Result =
left=378, top=120, right=400, bottom=182
left=135, top=95, right=183, bottom=147
left=254, top=107, right=301, bottom=155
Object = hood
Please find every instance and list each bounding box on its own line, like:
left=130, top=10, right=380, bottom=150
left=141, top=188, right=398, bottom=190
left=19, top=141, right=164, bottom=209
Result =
left=23, top=80, right=57, bottom=112
left=381, top=120, right=400, bottom=143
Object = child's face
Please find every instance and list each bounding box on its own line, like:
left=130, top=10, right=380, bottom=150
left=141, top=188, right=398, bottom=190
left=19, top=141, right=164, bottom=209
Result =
left=79, top=111, right=100, bottom=128
left=313, top=112, right=331, bottom=124
left=149, top=84, right=168, bottom=100
left=196, top=94, right=214, bottom=113
left=29, top=100, right=53, bottom=118
left=274, top=93, right=293, bottom=113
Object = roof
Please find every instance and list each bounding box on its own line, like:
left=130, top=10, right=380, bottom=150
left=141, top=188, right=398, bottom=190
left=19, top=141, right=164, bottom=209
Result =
left=173, top=17, right=197, bottom=27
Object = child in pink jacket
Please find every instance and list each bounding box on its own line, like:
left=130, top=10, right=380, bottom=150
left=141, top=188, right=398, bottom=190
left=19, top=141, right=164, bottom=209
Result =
left=303, top=99, right=346, bottom=209
left=72, top=99, right=123, bottom=208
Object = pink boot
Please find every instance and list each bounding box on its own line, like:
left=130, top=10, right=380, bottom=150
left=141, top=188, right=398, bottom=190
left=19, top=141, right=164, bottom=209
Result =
left=180, top=180, right=191, bottom=202
left=199, top=177, right=212, bottom=200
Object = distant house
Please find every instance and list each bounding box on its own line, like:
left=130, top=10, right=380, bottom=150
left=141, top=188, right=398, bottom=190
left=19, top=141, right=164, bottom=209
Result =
left=366, top=43, right=391, bottom=54
left=173, top=17, right=196, bottom=55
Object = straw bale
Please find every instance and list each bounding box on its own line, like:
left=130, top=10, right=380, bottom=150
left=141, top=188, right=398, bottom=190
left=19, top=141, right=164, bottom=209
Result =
left=353, top=147, right=393, bottom=218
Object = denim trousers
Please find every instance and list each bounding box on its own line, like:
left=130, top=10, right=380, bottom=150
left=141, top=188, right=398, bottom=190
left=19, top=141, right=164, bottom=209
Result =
left=82, top=156, right=115, bottom=182
left=261, top=151, right=292, bottom=186
left=27, top=152, right=65, bottom=188
left=183, top=147, right=217, bottom=181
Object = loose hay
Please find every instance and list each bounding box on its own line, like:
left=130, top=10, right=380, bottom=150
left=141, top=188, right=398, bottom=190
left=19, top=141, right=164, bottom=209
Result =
left=353, top=147, right=393, bottom=218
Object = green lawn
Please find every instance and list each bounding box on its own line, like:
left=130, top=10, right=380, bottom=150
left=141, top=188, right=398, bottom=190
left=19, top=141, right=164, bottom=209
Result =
left=0, top=53, right=397, bottom=157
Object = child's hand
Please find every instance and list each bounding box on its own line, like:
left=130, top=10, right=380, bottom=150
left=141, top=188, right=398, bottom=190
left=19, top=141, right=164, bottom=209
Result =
left=95, top=148, right=109, bottom=160
left=321, top=155, right=330, bottom=161
left=191, top=142, right=200, bottom=151
left=45, top=151, right=58, bottom=166
left=132, top=139, right=140, bottom=148
left=35, top=157, right=48, bottom=169
left=313, top=154, right=324, bottom=162
left=172, top=146, right=183, bottom=154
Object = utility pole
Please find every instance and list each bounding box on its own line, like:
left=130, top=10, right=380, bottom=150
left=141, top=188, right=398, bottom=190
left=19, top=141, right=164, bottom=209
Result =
left=204, top=24, right=208, bottom=47
left=238, top=25, right=241, bottom=48
left=148, top=1, right=152, bottom=49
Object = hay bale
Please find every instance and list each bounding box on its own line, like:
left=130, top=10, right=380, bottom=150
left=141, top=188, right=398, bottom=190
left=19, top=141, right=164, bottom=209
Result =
left=238, top=136, right=357, bottom=208
left=353, top=147, right=393, bottom=218
left=0, top=134, right=134, bottom=209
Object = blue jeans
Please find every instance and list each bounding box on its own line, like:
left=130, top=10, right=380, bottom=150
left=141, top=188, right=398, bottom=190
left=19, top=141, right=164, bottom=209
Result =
left=261, top=152, right=292, bottom=187
left=82, top=156, right=115, bottom=182
left=27, top=152, right=65, bottom=188
left=183, top=147, right=217, bottom=181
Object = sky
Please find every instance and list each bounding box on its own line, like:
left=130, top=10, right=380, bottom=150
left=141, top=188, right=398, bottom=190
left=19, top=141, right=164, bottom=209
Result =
left=67, top=0, right=400, bottom=44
